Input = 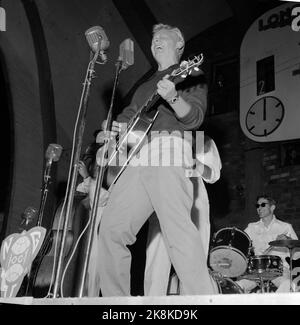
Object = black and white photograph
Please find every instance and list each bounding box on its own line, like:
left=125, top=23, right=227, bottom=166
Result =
left=0, top=0, right=300, bottom=310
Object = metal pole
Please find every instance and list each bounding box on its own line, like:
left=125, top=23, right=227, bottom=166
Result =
left=77, top=60, right=123, bottom=297
left=51, top=54, right=98, bottom=298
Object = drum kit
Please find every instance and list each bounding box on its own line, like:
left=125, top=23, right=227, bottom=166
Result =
left=209, top=227, right=300, bottom=294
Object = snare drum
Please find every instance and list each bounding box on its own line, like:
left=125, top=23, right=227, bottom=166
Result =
left=248, top=255, right=283, bottom=278
left=209, top=227, right=252, bottom=277
left=210, top=271, right=244, bottom=294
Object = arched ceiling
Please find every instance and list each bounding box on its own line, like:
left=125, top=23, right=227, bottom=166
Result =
left=110, top=0, right=280, bottom=66
left=144, top=0, right=233, bottom=40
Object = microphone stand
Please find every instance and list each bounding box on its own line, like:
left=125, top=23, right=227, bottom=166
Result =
left=77, top=59, right=124, bottom=297
left=37, top=161, right=53, bottom=227
left=51, top=49, right=100, bottom=298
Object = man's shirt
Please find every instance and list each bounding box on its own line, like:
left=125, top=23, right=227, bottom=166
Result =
left=117, top=64, right=207, bottom=133
left=245, top=216, right=298, bottom=268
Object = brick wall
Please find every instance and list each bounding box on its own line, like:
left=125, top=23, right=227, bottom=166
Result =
left=205, top=111, right=300, bottom=237
left=263, top=144, right=300, bottom=234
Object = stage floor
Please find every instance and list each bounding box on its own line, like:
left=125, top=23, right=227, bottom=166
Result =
left=1, top=293, right=300, bottom=305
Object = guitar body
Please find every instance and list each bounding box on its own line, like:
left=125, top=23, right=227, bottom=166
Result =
left=99, top=109, right=160, bottom=188
left=30, top=230, right=74, bottom=289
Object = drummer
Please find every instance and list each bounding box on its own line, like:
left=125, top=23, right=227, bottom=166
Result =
left=237, top=194, right=298, bottom=293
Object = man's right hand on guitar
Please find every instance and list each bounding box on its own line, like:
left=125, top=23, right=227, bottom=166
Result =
left=96, top=120, right=123, bottom=144
left=102, top=119, right=123, bottom=133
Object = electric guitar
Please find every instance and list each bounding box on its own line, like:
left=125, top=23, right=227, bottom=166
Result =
left=96, top=54, right=204, bottom=188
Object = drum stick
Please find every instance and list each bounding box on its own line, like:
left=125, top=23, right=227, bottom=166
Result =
left=263, top=246, right=273, bottom=254
left=264, top=232, right=290, bottom=254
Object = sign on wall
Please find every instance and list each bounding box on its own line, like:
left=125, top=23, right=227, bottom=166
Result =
left=240, top=2, right=300, bottom=142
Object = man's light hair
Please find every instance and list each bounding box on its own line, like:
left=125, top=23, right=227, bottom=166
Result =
left=152, top=23, right=185, bottom=59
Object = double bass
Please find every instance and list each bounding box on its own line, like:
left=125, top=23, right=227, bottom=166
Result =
left=25, top=194, right=89, bottom=297
left=21, top=143, right=93, bottom=297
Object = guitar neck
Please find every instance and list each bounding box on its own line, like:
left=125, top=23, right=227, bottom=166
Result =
left=131, top=73, right=177, bottom=122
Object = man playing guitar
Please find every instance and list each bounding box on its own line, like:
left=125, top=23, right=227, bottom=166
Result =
left=97, top=23, right=215, bottom=296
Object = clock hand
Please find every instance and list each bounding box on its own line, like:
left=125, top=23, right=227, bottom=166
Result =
left=263, top=97, right=266, bottom=121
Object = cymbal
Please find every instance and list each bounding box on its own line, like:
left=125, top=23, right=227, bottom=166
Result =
left=240, top=271, right=281, bottom=281
left=269, top=239, right=300, bottom=248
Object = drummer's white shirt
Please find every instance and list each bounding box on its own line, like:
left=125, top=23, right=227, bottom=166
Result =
left=244, top=216, right=298, bottom=268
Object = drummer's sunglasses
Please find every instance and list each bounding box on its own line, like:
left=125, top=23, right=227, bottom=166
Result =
left=255, top=202, right=269, bottom=208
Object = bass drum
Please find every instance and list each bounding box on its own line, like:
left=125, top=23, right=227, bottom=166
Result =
left=210, top=271, right=244, bottom=294
left=209, top=227, right=252, bottom=278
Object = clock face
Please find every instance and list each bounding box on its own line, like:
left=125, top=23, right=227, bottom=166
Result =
left=245, top=96, right=285, bottom=137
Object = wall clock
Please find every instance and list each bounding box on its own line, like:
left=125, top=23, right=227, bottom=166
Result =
left=245, top=96, right=285, bottom=137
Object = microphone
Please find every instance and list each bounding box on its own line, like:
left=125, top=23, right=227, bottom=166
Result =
left=118, top=38, right=134, bottom=70
left=20, top=206, right=38, bottom=227
left=45, top=143, right=63, bottom=166
left=85, top=26, right=110, bottom=62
